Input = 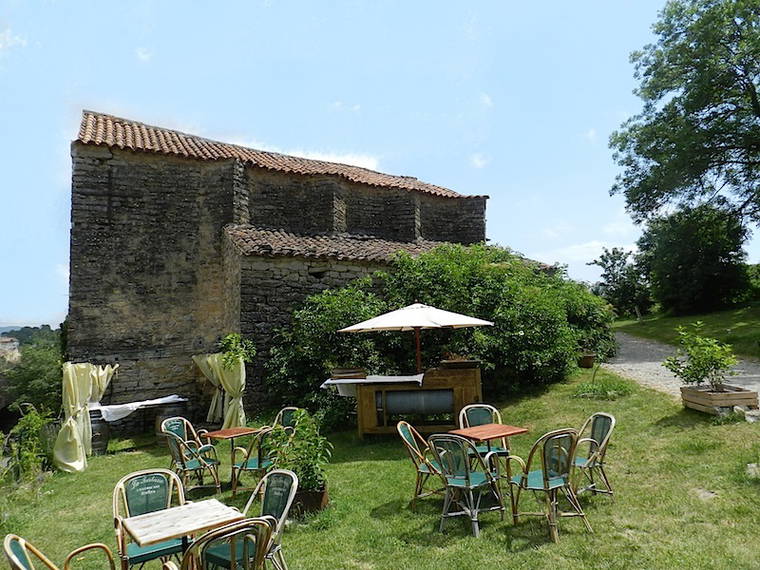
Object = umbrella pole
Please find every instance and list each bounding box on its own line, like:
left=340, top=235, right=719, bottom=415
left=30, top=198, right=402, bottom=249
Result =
left=414, top=327, right=422, bottom=373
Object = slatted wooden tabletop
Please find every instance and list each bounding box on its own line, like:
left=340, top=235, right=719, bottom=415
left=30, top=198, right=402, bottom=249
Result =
left=204, top=427, right=260, bottom=440
left=123, top=499, right=245, bottom=546
left=449, top=423, right=528, bottom=441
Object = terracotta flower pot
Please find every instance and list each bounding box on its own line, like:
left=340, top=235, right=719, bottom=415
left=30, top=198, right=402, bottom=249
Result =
left=293, top=486, right=329, bottom=516
left=578, top=353, right=596, bottom=369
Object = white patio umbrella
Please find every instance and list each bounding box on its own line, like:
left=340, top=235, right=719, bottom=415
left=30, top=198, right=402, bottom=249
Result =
left=338, top=303, right=493, bottom=373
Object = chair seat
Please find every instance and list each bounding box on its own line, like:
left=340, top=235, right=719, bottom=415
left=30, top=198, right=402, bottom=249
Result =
left=235, top=457, right=273, bottom=470
left=512, top=469, right=566, bottom=490
left=127, top=538, right=183, bottom=564
left=574, top=457, right=590, bottom=468
left=184, top=457, right=221, bottom=471
left=418, top=459, right=440, bottom=474
left=446, top=470, right=497, bottom=488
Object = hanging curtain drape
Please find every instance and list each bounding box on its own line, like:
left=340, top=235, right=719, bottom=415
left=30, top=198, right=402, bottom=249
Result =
left=53, top=362, right=94, bottom=472
left=192, top=354, right=224, bottom=423
left=208, top=354, right=246, bottom=429
left=90, top=363, right=119, bottom=404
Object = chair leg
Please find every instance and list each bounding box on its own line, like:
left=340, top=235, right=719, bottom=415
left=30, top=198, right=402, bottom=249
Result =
left=231, top=467, right=238, bottom=496
left=275, top=547, right=288, bottom=570
left=510, top=484, right=521, bottom=524
left=598, top=465, right=614, bottom=496
left=411, top=472, right=423, bottom=512
left=467, top=489, right=479, bottom=538
left=547, top=489, right=559, bottom=543
left=440, top=488, right=453, bottom=532
left=566, top=485, right=593, bottom=533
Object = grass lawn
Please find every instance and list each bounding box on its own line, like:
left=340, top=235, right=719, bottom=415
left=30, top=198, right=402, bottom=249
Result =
left=616, top=304, right=760, bottom=359
left=4, top=369, right=760, bottom=569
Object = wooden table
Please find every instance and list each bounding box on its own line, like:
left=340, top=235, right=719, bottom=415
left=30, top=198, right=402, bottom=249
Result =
left=123, top=498, right=244, bottom=549
left=449, top=423, right=528, bottom=453
left=204, top=427, right=260, bottom=480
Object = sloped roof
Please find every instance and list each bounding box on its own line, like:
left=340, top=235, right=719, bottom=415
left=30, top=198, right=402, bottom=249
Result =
left=77, top=111, right=482, bottom=199
left=225, top=225, right=442, bottom=263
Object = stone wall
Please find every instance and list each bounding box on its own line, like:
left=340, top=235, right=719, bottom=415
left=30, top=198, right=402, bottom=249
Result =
left=68, top=144, right=235, bottom=406
left=233, top=249, right=382, bottom=406
left=419, top=194, right=487, bottom=244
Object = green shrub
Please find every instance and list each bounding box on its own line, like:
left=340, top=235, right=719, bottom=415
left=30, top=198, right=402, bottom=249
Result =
left=266, top=244, right=614, bottom=423
left=5, top=335, right=62, bottom=414
left=268, top=409, right=333, bottom=491
left=219, top=332, right=256, bottom=369
left=663, top=322, right=737, bottom=390
left=0, top=406, right=54, bottom=485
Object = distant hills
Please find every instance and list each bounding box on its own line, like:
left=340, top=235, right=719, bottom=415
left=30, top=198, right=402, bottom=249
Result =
left=0, top=326, right=23, bottom=334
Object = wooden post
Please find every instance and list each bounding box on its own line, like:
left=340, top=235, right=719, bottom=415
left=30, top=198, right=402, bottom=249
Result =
left=414, top=327, right=422, bottom=373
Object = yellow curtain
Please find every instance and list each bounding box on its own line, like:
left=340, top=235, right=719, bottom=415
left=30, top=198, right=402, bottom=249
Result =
left=209, top=354, right=246, bottom=429
left=53, top=362, right=93, bottom=472
left=90, top=363, right=119, bottom=403
left=192, top=354, right=224, bottom=423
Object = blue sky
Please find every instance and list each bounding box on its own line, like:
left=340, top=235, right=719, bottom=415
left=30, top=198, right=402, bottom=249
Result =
left=1, top=1, right=758, bottom=327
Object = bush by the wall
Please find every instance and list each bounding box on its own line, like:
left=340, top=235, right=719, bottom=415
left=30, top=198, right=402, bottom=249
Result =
left=266, top=244, right=615, bottom=428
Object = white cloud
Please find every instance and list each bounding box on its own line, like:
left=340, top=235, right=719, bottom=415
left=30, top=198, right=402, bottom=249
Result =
left=55, top=263, right=69, bottom=284
left=470, top=153, right=489, bottom=169
left=479, top=93, right=493, bottom=108
left=542, top=222, right=574, bottom=240
left=0, top=27, right=26, bottom=51
left=331, top=100, right=361, bottom=113
left=530, top=240, right=637, bottom=266
left=135, top=47, right=152, bottom=62
left=227, top=137, right=379, bottom=170
left=583, top=128, right=597, bottom=142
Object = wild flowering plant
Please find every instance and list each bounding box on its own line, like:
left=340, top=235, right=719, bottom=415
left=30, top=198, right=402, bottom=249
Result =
left=663, top=322, right=737, bottom=391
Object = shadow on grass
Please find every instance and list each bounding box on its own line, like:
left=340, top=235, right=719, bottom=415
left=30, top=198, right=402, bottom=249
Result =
left=654, top=407, right=714, bottom=429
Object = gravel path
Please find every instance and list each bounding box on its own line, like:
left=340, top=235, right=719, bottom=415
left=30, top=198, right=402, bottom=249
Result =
left=603, top=331, right=760, bottom=399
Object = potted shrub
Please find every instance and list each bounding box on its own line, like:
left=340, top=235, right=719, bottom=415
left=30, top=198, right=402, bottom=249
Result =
left=663, top=323, right=757, bottom=414
left=269, top=409, right=333, bottom=515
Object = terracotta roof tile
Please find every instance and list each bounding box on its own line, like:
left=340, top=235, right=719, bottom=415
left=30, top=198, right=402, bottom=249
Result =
left=225, top=225, right=443, bottom=263
left=77, top=111, right=485, bottom=199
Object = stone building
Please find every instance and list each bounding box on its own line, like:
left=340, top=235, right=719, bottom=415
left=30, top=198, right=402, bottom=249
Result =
left=68, top=110, right=488, bottom=408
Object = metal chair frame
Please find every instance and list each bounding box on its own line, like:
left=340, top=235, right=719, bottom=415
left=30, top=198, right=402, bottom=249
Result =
left=112, top=468, right=186, bottom=570
left=272, top=407, right=300, bottom=429
left=504, top=428, right=592, bottom=543
left=428, top=433, right=505, bottom=537
left=574, top=412, right=616, bottom=497
left=396, top=421, right=443, bottom=510
left=4, top=534, right=115, bottom=570
left=231, top=427, right=276, bottom=496
left=161, top=416, right=221, bottom=494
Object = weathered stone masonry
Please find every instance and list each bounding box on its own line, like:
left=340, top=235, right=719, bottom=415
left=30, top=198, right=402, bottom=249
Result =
left=68, top=111, right=487, bottom=415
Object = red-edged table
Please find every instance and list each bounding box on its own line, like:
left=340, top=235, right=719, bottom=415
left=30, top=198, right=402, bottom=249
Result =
left=204, top=426, right=260, bottom=480
left=449, top=423, right=528, bottom=453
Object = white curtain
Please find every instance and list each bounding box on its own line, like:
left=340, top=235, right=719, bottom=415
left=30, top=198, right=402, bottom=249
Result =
left=192, top=354, right=224, bottom=423
left=53, top=363, right=93, bottom=472
left=208, top=354, right=246, bottom=429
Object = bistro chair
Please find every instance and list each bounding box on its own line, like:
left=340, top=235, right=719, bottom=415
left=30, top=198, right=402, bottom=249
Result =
left=504, top=428, right=592, bottom=543
left=273, top=407, right=300, bottom=430
left=574, top=412, right=616, bottom=497
left=205, top=470, right=298, bottom=570
left=231, top=427, right=276, bottom=496
left=161, top=518, right=274, bottom=570
left=4, top=534, right=115, bottom=570
left=112, top=468, right=186, bottom=570
left=458, top=404, right=510, bottom=456
left=161, top=416, right=221, bottom=494
left=396, top=421, right=442, bottom=510
left=427, top=434, right=505, bottom=537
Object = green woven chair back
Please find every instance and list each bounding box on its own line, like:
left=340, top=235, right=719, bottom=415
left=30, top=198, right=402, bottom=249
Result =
left=278, top=408, right=298, bottom=429
left=429, top=435, right=472, bottom=483
left=591, top=415, right=613, bottom=450
left=163, top=417, right=188, bottom=440
left=124, top=472, right=171, bottom=516
left=398, top=422, right=421, bottom=455
left=261, top=472, right=296, bottom=521
left=6, top=538, right=32, bottom=570
left=465, top=406, right=494, bottom=427
left=542, top=431, right=574, bottom=481
left=193, top=519, right=272, bottom=570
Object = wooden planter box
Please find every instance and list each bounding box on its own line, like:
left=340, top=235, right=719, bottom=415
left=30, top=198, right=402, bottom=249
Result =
left=680, top=384, right=759, bottom=415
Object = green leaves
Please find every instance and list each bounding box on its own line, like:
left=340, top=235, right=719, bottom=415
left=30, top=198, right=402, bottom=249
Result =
left=219, top=333, right=257, bottom=369
left=663, top=321, right=738, bottom=389
left=612, top=0, right=760, bottom=223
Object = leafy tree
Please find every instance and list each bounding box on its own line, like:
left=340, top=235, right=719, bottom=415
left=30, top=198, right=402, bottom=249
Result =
left=5, top=333, right=62, bottom=413
left=611, top=0, right=760, bottom=223
left=637, top=204, right=749, bottom=314
left=588, top=247, right=652, bottom=318
left=267, top=244, right=614, bottom=426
